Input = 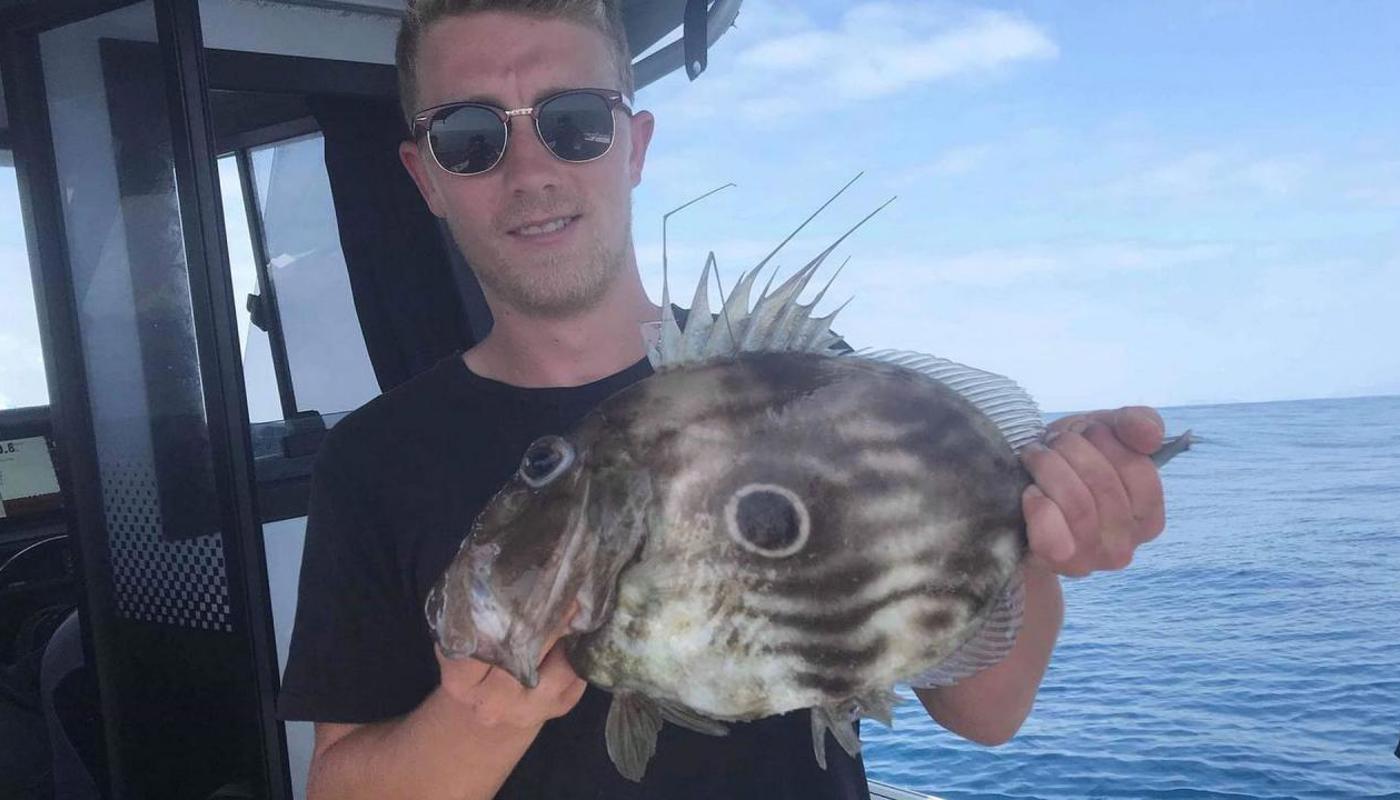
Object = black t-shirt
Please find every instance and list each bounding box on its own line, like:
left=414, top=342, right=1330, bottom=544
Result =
left=277, top=351, right=872, bottom=800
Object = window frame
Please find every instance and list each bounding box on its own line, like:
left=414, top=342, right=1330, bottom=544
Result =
left=218, top=127, right=310, bottom=423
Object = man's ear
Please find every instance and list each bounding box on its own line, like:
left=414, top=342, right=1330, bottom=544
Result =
left=626, top=110, right=655, bottom=188
left=399, top=139, right=447, bottom=218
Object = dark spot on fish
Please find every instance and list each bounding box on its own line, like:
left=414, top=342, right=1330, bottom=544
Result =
left=686, top=398, right=781, bottom=431
left=944, top=546, right=994, bottom=581
left=769, top=635, right=889, bottom=671
left=918, top=608, right=957, bottom=633
left=622, top=600, right=650, bottom=644
left=928, top=583, right=990, bottom=615
left=737, top=352, right=831, bottom=405
left=765, top=584, right=958, bottom=635
left=795, top=671, right=858, bottom=696
left=768, top=558, right=886, bottom=598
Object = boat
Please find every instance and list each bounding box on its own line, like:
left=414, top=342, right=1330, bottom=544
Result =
left=0, top=0, right=952, bottom=797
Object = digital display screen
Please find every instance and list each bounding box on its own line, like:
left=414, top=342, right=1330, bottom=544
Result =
left=0, top=436, right=62, bottom=520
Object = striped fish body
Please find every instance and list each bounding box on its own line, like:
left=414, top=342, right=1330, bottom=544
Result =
left=425, top=347, right=1035, bottom=781
left=566, top=351, right=1028, bottom=718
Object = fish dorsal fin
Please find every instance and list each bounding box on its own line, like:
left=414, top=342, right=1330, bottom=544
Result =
left=646, top=179, right=893, bottom=369
left=647, top=248, right=848, bottom=368
left=854, top=349, right=1046, bottom=452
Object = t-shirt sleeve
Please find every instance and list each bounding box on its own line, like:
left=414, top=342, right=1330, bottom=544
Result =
left=276, top=427, right=437, bottom=723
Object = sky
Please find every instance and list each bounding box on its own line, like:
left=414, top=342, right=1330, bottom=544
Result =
left=628, top=0, right=1400, bottom=411
left=2, top=1, right=1398, bottom=413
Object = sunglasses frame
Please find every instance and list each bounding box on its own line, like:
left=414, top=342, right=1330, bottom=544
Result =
left=410, top=88, right=632, bottom=176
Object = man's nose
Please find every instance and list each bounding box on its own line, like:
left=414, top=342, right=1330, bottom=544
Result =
left=500, top=115, right=562, bottom=193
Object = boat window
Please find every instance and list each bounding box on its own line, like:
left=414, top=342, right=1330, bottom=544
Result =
left=0, top=148, right=48, bottom=410
left=214, top=131, right=381, bottom=421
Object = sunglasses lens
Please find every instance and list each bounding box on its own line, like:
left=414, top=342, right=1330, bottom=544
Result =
left=429, top=105, right=506, bottom=174
left=537, top=92, right=616, bottom=162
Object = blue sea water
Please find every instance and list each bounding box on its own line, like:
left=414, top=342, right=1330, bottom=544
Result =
left=861, top=395, right=1400, bottom=800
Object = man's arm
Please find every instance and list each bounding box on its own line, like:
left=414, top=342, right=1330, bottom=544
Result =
left=307, top=628, right=585, bottom=800
left=917, top=406, right=1168, bottom=744
left=913, top=561, right=1063, bottom=745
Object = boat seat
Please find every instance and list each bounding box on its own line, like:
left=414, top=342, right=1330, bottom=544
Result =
left=40, top=609, right=101, bottom=800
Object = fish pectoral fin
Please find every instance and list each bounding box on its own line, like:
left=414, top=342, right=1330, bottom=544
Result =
left=810, top=705, right=863, bottom=770
left=654, top=699, right=728, bottom=737
left=907, top=568, right=1025, bottom=689
left=605, top=692, right=664, bottom=782
left=852, top=688, right=902, bottom=728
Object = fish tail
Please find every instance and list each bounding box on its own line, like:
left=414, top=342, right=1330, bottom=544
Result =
left=1152, top=430, right=1194, bottom=467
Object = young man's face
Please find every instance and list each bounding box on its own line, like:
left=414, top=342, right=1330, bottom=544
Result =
left=400, top=11, right=654, bottom=319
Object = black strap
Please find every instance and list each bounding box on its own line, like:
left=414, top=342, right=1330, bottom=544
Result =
left=683, top=0, right=709, bottom=80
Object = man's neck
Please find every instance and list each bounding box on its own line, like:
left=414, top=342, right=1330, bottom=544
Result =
left=464, top=272, right=660, bottom=388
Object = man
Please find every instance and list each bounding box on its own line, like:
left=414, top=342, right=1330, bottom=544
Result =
left=276, top=2, right=1170, bottom=798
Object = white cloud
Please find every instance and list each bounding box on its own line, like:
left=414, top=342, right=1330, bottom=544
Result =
left=1101, top=149, right=1314, bottom=200
left=738, top=4, right=1058, bottom=101
left=927, top=144, right=994, bottom=175
left=1344, top=159, right=1400, bottom=207
left=1239, top=158, right=1310, bottom=196
left=644, top=2, right=1057, bottom=125
left=894, top=144, right=997, bottom=184
left=848, top=240, right=1235, bottom=289
left=1349, top=185, right=1400, bottom=207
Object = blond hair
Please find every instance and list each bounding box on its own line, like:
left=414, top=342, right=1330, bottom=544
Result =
left=396, top=0, right=634, bottom=126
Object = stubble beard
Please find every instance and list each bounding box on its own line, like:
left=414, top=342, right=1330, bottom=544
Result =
left=461, top=200, right=633, bottom=320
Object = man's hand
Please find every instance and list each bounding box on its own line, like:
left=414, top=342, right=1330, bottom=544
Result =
left=1020, top=406, right=1167, bottom=577
left=435, top=608, right=587, bottom=732
left=307, top=610, right=587, bottom=800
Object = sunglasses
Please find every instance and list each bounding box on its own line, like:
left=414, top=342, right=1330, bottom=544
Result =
left=411, top=88, right=632, bottom=176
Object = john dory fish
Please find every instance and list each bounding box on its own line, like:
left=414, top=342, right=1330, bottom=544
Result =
left=425, top=202, right=1192, bottom=782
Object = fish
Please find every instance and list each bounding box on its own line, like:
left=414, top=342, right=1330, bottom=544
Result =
left=424, top=189, right=1192, bottom=782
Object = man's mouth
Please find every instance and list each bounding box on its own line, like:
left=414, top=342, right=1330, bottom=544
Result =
left=509, top=215, right=580, bottom=238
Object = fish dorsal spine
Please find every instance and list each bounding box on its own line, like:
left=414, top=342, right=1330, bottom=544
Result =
left=645, top=258, right=1047, bottom=454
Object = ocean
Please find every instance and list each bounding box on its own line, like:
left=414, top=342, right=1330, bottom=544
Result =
left=861, top=395, right=1400, bottom=800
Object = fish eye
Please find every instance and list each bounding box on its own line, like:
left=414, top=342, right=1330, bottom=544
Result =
left=519, top=436, right=575, bottom=489
left=724, top=484, right=810, bottom=558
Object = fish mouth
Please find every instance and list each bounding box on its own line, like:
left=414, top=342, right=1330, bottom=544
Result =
left=427, top=459, right=655, bottom=688
left=429, top=534, right=576, bottom=688
left=428, top=478, right=646, bottom=688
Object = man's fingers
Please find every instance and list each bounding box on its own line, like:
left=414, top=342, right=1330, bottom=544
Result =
left=1047, top=413, right=1089, bottom=434
left=1082, top=423, right=1166, bottom=540
left=1021, top=439, right=1100, bottom=546
left=538, top=640, right=579, bottom=685
left=1045, top=427, right=1136, bottom=561
left=1111, top=406, right=1165, bottom=455
left=1022, top=484, right=1075, bottom=563
left=1050, top=407, right=1164, bottom=455
left=436, top=645, right=493, bottom=689
left=537, top=640, right=587, bottom=714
